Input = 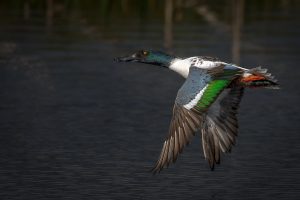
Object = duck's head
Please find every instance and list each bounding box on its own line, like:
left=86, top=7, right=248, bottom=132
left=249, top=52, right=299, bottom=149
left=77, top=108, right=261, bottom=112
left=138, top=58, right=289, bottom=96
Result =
left=115, top=50, right=175, bottom=67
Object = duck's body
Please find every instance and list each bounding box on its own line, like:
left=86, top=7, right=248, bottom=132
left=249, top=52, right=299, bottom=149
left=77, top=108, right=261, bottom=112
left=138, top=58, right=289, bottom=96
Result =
left=116, top=50, right=279, bottom=173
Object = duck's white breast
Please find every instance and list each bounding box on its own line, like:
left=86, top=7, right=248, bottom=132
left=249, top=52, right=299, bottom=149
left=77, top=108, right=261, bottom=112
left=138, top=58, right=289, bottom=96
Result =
left=169, top=59, right=191, bottom=78
left=169, top=57, right=224, bottom=78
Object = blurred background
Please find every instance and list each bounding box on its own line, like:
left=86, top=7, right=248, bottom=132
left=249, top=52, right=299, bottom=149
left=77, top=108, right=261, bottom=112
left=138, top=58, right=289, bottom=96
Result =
left=0, top=0, right=299, bottom=199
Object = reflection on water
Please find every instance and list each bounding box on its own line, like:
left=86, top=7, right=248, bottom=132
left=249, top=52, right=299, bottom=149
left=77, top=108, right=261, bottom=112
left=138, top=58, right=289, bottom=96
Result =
left=0, top=0, right=300, bottom=199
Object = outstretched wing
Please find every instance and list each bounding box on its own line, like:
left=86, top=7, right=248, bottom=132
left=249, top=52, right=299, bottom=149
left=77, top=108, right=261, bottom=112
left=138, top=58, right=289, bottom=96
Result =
left=201, top=86, right=244, bottom=169
left=152, top=67, right=209, bottom=173
left=152, top=65, right=242, bottom=173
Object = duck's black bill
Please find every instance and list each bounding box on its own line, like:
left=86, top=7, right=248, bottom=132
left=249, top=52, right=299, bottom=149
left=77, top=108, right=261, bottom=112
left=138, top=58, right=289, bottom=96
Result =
left=114, top=54, right=137, bottom=62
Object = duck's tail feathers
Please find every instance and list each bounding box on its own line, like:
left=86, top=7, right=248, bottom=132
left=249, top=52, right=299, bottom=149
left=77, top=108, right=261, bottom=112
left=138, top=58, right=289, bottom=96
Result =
left=240, top=67, right=279, bottom=89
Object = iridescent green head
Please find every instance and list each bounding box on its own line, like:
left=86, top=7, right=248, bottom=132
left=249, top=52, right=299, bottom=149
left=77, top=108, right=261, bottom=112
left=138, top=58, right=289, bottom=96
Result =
left=115, top=50, right=175, bottom=67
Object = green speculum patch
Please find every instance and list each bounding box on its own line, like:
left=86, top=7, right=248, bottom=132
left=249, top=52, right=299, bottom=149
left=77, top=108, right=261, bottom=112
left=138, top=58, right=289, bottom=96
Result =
left=196, top=79, right=231, bottom=110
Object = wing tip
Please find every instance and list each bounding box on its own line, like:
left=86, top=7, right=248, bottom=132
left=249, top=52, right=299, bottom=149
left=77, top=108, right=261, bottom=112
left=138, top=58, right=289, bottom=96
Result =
left=150, top=165, right=161, bottom=175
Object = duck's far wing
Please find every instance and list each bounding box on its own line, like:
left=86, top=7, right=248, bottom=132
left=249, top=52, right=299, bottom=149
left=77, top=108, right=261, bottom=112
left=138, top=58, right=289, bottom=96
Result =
left=201, top=86, right=244, bottom=169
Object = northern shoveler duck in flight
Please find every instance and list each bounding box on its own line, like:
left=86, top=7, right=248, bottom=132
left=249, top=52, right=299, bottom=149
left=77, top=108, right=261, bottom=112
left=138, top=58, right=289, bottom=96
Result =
left=115, top=50, right=279, bottom=173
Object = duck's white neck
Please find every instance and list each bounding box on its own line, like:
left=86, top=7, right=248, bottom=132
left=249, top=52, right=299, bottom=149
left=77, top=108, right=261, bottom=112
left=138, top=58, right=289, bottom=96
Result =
left=169, top=58, right=191, bottom=78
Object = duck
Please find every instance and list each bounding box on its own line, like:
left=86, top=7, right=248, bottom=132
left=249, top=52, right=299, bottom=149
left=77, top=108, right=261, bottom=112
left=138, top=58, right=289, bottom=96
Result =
left=115, top=50, right=279, bottom=173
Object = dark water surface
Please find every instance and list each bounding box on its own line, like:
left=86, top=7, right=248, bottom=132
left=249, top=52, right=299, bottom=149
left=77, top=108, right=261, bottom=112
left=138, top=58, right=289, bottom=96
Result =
left=0, top=1, right=300, bottom=199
